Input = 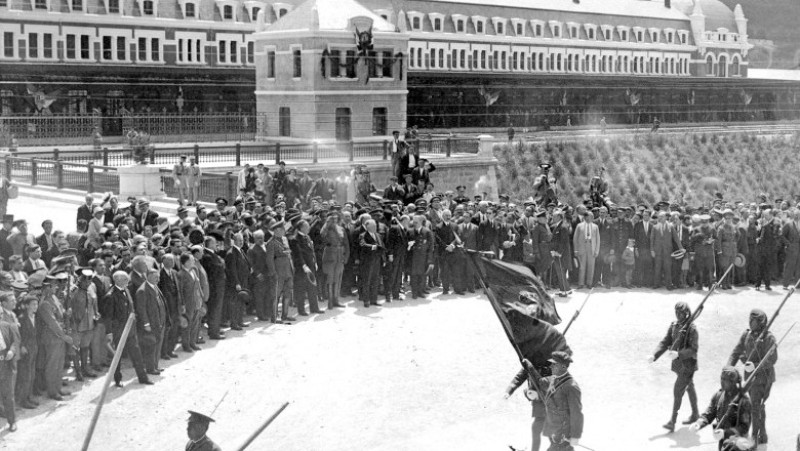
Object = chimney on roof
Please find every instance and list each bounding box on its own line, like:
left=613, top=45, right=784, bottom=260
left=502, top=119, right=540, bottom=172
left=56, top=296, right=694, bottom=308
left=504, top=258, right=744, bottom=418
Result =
left=572, top=0, right=579, bottom=4
left=665, top=0, right=671, bottom=8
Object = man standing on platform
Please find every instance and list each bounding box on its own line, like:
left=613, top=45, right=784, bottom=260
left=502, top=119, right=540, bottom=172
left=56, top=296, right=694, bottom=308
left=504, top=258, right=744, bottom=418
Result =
left=172, top=155, right=189, bottom=207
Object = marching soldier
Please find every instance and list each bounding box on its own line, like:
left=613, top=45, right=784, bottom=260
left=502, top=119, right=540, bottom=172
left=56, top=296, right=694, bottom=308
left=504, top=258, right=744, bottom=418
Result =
left=649, top=301, right=699, bottom=432
left=539, top=351, right=583, bottom=451
left=186, top=410, right=222, bottom=451
left=690, top=366, right=752, bottom=451
left=505, top=365, right=547, bottom=451
left=727, top=309, right=777, bottom=449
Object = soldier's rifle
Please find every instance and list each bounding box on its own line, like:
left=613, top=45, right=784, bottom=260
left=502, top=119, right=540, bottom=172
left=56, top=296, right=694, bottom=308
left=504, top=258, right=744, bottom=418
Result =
left=670, top=260, right=740, bottom=352
left=742, top=277, right=800, bottom=370
left=234, top=402, right=290, bottom=451
left=562, top=289, right=593, bottom=335
left=714, top=322, right=795, bottom=432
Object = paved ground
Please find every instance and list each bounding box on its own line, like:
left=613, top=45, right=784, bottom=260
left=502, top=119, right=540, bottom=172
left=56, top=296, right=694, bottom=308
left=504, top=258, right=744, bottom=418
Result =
left=2, top=196, right=799, bottom=451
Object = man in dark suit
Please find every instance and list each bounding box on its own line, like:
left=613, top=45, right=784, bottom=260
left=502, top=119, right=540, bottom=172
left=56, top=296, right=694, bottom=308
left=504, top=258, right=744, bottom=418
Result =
left=265, top=221, right=295, bottom=323
left=105, top=271, right=151, bottom=386
left=359, top=219, right=385, bottom=307
left=35, top=220, right=55, bottom=267
left=633, top=211, right=655, bottom=288
left=290, top=220, right=322, bottom=315
left=199, top=235, right=227, bottom=340
left=385, top=215, right=409, bottom=302
left=247, top=231, right=270, bottom=322
left=133, top=199, right=158, bottom=234
left=135, top=268, right=168, bottom=376
left=435, top=209, right=465, bottom=295
left=755, top=209, right=780, bottom=290
left=225, top=232, right=250, bottom=330
left=594, top=207, right=616, bottom=288
left=383, top=176, right=405, bottom=203
left=297, top=169, right=315, bottom=207
left=309, top=171, right=335, bottom=202
left=411, top=159, right=436, bottom=186
left=0, top=215, right=15, bottom=262
left=103, top=196, right=123, bottom=224
left=158, top=254, right=180, bottom=360
left=457, top=213, right=479, bottom=293
left=0, top=318, right=19, bottom=431
left=77, top=194, right=94, bottom=225
left=408, top=214, right=434, bottom=299
left=780, top=210, right=800, bottom=289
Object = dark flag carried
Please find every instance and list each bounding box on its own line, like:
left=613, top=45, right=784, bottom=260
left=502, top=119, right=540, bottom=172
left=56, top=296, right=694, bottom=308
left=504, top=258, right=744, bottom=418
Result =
left=468, top=252, right=571, bottom=374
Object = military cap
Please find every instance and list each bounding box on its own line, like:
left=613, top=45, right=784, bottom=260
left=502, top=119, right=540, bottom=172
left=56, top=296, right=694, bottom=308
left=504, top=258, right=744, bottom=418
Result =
left=473, top=195, right=482, bottom=201
left=430, top=196, right=441, bottom=204
left=245, top=196, right=257, bottom=205
left=523, top=201, right=535, bottom=208
left=215, top=197, right=228, bottom=206
left=548, top=351, right=573, bottom=365
left=456, top=185, right=467, bottom=191
left=187, top=410, right=215, bottom=425
left=414, top=199, right=428, bottom=207
left=329, top=204, right=342, bottom=212
left=538, top=163, right=552, bottom=170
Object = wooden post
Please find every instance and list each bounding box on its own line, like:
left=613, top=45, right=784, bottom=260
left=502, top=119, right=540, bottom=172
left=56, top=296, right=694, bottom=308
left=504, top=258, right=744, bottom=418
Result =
left=3, top=156, right=10, bottom=180
left=235, top=143, right=242, bottom=167
left=348, top=140, right=354, bottom=162
left=312, top=142, right=318, bottom=164
left=81, top=313, right=136, bottom=451
left=56, top=160, right=63, bottom=189
left=88, top=162, right=95, bottom=193
left=227, top=171, right=236, bottom=201
left=193, top=144, right=200, bottom=164
left=31, top=159, right=38, bottom=186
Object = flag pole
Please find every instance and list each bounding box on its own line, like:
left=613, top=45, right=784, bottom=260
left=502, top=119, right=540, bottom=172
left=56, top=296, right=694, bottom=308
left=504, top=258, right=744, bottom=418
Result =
left=81, top=312, right=136, bottom=451
left=466, top=252, right=544, bottom=396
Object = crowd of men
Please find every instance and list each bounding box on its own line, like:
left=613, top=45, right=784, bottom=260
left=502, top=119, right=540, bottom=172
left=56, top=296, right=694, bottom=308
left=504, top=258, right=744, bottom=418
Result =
left=2, top=147, right=800, bottom=448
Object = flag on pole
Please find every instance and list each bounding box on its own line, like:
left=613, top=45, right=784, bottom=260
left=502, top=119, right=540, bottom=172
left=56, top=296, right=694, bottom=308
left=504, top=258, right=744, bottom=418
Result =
left=469, top=252, right=571, bottom=368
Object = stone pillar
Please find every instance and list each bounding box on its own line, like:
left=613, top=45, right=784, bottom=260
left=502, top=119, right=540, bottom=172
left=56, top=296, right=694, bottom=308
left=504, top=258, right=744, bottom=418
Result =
left=118, top=164, right=164, bottom=200
left=477, top=135, right=496, bottom=158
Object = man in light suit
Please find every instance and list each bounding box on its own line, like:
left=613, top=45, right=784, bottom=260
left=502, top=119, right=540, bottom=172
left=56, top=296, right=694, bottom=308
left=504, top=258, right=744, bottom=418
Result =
left=178, top=254, right=203, bottom=352
left=573, top=211, right=600, bottom=289
left=650, top=211, right=683, bottom=290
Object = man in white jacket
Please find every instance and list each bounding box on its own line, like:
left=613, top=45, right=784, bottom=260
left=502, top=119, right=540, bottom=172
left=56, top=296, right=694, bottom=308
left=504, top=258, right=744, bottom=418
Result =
left=572, top=211, right=600, bottom=289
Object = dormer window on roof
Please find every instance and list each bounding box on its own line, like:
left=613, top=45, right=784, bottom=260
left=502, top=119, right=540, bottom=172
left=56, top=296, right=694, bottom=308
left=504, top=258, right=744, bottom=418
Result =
left=408, top=11, right=425, bottom=31
left=616, top=25, right=630, bottom=41
left=178, top=0, right=196, bottom=18
left=216, top=0, right=236, bottom=21
left=452, top=14, right=467, bottom=33
left=511, top=18, right=525, bottom=36
left=530, top=20, right=545, bottom=37
left=136, top=0, right=157, bottom=16
left=633, top=26, right=645, bottom=42
left=548, top=21, right=562, bottom=38
left=272, top=2, right=292, bottom=19
left=243, top=1, right=261, bottom=22
left=429, top=13, right=445, bottom=32
left=492, top=17, right=506, bottom=36
left=600, top=24, right=613, bottom=40
left=584, top=24, right=597, bottom=40
left=471, top=15, right=486, bottom=34
left=664, top=28, right=675, bottom=43
left=649, top=28, right=660, bottom=43
left=566, top=22, right=579, bottom=39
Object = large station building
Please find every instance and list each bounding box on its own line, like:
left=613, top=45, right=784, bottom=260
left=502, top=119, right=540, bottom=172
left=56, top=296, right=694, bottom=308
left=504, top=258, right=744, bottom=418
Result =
left=1, top=0, right=798, bottom=140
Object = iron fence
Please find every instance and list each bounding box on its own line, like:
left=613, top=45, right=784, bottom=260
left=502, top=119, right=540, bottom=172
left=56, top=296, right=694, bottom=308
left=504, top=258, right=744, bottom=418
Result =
left=9, top=136, right=480, bottom=168
left=160, top=170, right=237, bottom=204
left=1, top=155, right=118, bottom=193
left=0, top=113, right=263, bottom=147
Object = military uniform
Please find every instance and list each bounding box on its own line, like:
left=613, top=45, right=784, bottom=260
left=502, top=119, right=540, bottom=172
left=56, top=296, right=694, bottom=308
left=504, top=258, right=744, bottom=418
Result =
left=695, top=367, right=752, bottom=451
left=691, top=224, right=716, bottom=289
left=727, top=310, right=777, bottom=446
left=265, top=232, right=295, bottom=322
left=652, top=302, right=699, bottom=430
left=407, top=226, right=434, bottom=298
left=539, top=372, right=583, bottom=450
